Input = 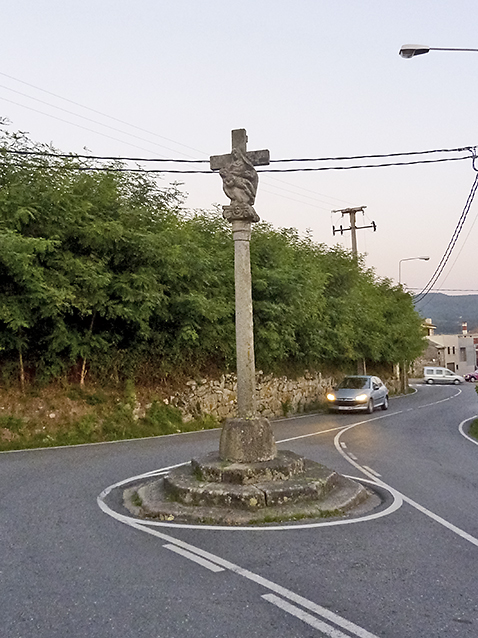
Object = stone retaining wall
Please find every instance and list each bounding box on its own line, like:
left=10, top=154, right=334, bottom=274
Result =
left=166, top=371, right=335, bottom=421
left=164, top=370, right=402, bottom=422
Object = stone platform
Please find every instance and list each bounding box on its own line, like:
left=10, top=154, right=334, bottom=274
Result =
left=123, top=451, right=379, bottom=526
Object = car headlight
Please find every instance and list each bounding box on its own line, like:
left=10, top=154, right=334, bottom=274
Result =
left=326, top=393, right=336, bottom=402
left=355, top=394, right=368, bottom=402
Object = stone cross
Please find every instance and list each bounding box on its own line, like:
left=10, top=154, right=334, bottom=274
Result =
left=210, top=130, right=276, bottom=465
left=210, top=129, right=270, bottom=221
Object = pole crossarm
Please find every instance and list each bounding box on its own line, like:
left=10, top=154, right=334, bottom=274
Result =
left=332, top=222, right=376, bottom=235
left=331, top=206, right=376, bottom=256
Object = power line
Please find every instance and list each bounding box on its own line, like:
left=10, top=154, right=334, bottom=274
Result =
left=269, top=146, right=472, bottom=163
left=4, top=149, right=207, bottom=163
left=0, top=83, right=200, bottom=159
left=414, top=172, right=478, bottom=304
left=0, top=95, right=177, bottom=158
left=411, top=288, right=478, bottom=293
left=260, top=156, right=472, bottom=172
left=2, top=145, right=472, bottom=166
left=1, top=148, right=473, bottom=173
left=0, top=71, right=204, bottom=156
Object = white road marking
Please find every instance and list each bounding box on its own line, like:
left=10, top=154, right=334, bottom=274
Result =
left=340, top=442, right=347, bottom=449
left=334, top=397, right=478, bottom=549
left=98, top=473, right=402, bottom=532
left=362, top=466, right=381, bottom=477
left=349, top=453, right=358, bottom=461
left=278, top=425, right=346, bottom=443
left=458, top=415, right=478, bottom=447
left=96, top=497, right=380, bottom=638
left=417, top=387, right=461, bottom=409
left=163, top=544, right=225, bottom=572
left=262, top=594, right=355, bottom=638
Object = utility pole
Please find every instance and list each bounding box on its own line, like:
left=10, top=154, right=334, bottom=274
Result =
left=331, top=206, right=376, bottom=259
left=332, top=206, right=377, bottom=375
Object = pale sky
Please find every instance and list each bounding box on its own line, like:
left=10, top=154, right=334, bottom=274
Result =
left=1, top=1, right=478, bottom=295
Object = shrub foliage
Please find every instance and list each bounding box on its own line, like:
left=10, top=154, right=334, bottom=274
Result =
left=0, top=128, right=425, bottom=385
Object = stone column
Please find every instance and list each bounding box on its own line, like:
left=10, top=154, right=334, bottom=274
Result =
left=232, top=219, right=255, bottom=419
left=210, top=129, right=276, bottom=463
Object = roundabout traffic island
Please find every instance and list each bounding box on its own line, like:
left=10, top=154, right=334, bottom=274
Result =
left=123, top=130, right=380, bottom=527
left=123, top=419, right=380, bottom=526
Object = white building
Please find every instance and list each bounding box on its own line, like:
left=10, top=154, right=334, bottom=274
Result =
left=413, top=320, right=478, bottom=376
left=427, top=323, right=478, bottom=375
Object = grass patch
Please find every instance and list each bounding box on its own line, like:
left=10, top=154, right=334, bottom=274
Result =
left=249, top=508, right=343, bottom=525
left=131, top=491, right=143, bottom=507
left=0, top=388, right=219, bottom=452
left=0, top=415, right=25, bottom=433
left=468, top=418, right=478, bottom=440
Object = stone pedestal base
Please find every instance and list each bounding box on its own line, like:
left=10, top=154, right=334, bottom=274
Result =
left=123, top=451, right=379, bottom=526
left=219, top=417, right=277, bottom=463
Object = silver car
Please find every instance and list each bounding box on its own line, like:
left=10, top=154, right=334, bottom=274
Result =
left=327, top=375, right=389, bottom=413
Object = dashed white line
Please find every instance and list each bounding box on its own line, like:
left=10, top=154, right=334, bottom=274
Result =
left=362, top=466, right=381, bottom=477
left=163, top=544, right=225, bottom=572
left=96, top=512, right=379, bottom=638
left=334, top=399, right=478, bottom=549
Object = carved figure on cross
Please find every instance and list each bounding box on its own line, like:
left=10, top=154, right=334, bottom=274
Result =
left=210, top=129, right=270, bottom=222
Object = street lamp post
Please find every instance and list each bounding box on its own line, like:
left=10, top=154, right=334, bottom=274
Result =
left=398, top=256, right=430, bottom=285
left=399, top=44, right=478, bottom=58
left=397, top=255, right=429, bottom=394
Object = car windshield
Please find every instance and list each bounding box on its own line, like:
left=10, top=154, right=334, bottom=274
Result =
left=337, top=377, right=370, bottom=390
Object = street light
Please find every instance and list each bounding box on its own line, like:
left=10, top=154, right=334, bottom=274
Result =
left=399, top=44, right=478, bottom=58
left=399, top=256, right=429, bottom=285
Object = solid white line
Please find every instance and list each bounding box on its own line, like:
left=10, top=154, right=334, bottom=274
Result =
left=163, top=544, right=225, bottom=572
left=96, top=503, right=379, bottom=638
left=98, top=473, right=402, bottom=532
left=399, top=493, right=478, bottom=547
left=97, top=462, right=188, bottom=500
left=334, top=406, right=478, bottom=549
left=458, top=415, right=478, bottom=447
left=417, top=387, right=461, bottom=409
left=277, top=425, right=346, bottom=444
left=0, top=425, right=221, bottom=455
left=262, top=594, right=353, bottom=638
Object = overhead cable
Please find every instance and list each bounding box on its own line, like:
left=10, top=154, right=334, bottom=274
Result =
left=1, top=152, right=473, bottom=174
left=414, top=171, right=478, bottom=304
left=2, top=145, right=472, bottom=166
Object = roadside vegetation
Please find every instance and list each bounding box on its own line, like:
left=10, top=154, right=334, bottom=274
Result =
left=0, top=126, right=427, bottom=449
left=469, top=418, right=478, bottom=441
left=0, top=383, right=218, bottom=452
left=470, top=386, right=478, bottom=441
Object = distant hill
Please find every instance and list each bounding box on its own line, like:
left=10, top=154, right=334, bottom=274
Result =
left=414, top=293, right=478, bottom=334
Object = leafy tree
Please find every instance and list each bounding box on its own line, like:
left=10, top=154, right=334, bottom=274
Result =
left=0, top=126, right=426, bottom=386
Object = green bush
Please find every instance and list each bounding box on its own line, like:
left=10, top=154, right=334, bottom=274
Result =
left=0, top=415, right=25, bottom=433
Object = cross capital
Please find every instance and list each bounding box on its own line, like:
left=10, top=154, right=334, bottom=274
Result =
left=210, top=129, right=269, bottom=219
left=209, top=129, right=270, bottom=171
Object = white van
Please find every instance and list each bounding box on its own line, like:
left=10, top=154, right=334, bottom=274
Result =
left=424, top=366, right=465, bottom=385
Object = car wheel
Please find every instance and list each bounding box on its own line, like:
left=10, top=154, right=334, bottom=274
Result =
left=453, top=379, right=460, bottom=385
left=366, top=399, right=374, bottom=414
left=381, top=395, right=389, bottom=410
left=426, top=379, right=434, bottom=385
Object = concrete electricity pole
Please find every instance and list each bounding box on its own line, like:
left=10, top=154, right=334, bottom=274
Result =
left=331, top=206, right=376, bottom=259
left=332, top=207, right=376, bottom=375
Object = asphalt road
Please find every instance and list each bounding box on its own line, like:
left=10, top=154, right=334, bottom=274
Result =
left=2, top=383, right=478, bottom=637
